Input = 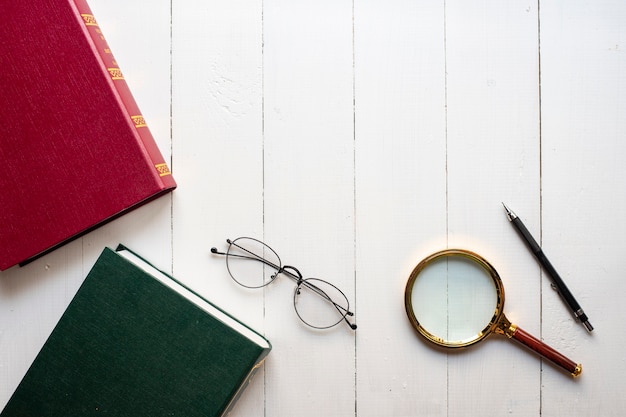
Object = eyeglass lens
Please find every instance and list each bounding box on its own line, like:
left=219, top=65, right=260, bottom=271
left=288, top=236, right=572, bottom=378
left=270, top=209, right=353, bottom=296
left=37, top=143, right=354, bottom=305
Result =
left=226, top=237, right=281, bottom=288
left=294, top=278, right=350, bottom=329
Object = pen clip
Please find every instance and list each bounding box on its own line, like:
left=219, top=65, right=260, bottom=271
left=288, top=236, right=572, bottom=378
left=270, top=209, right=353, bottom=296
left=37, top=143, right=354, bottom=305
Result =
left=550, top=283, right=560, bottom=293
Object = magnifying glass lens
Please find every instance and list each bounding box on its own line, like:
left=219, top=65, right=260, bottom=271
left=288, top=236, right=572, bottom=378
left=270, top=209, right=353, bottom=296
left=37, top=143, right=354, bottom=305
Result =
left=410, top=255, right=499, bottom=345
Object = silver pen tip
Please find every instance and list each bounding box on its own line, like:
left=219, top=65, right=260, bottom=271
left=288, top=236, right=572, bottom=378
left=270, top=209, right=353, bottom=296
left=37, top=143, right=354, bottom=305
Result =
left=502, top=202, right=516, bottom=221
left=582, top=320, right=594, bottom=332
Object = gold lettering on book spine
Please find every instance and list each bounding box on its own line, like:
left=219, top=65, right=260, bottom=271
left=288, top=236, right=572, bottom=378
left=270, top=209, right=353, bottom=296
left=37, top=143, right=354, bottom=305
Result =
left=155, top=163, right=172, bottom=177
left=81, top=14, right=98, bottom=27
left=131, top=115, right=147, bottom=128
left=107, top=68, right=124, bottom=80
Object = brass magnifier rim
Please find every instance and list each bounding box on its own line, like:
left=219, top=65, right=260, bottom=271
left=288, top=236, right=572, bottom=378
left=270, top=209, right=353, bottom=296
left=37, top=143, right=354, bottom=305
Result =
left=404, top=249, right=505, bottom=348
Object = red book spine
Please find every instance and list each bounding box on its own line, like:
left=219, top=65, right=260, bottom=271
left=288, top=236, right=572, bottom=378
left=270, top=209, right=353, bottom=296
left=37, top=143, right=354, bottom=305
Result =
left=69, top=0, right=176, bottom=188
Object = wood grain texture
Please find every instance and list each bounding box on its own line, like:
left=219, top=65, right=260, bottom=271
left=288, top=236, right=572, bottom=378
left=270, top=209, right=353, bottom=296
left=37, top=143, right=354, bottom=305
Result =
left=2, top=0, right=626, bottom=416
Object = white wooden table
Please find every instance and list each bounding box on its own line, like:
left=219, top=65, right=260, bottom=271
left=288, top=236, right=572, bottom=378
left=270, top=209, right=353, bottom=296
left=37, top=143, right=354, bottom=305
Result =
left=2, top=1, right=625, bottom=415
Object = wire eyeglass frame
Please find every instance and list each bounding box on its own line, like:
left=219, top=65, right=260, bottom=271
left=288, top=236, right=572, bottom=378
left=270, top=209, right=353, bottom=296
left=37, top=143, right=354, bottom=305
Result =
left=211, top=237, right=356, bottom=330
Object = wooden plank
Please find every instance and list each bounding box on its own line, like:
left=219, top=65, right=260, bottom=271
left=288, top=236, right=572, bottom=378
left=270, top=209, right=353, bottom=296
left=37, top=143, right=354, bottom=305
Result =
left=354, top=1, right=448, bottom=416
left=540, top=0, right=626, bottom=414
left=171, top=1, right=266, bottom=416
left=262, top=1, right=356, bottom=416
left=445, top=0, right=542, bottom=415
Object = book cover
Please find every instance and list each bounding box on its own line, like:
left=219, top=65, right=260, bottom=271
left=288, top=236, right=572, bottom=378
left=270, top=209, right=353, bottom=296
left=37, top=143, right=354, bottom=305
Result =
left=0, top=246, right=271, bottom=416
left=0, top=0, right=177, bottom=270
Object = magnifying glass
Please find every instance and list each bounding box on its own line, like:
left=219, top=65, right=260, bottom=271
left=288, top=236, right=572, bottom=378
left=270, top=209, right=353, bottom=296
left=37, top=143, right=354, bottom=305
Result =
left=404, top=249, right=582, bottom=377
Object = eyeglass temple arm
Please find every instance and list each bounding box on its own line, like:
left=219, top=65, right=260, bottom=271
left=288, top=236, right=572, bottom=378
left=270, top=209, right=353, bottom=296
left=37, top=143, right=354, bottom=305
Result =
left=210, top=248, right=227, bottom=256
left=211, top=247, right=283, bottom=272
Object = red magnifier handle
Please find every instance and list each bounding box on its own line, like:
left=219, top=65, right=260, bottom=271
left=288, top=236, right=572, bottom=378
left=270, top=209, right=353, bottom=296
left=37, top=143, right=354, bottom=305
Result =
left=510, top=325, right=582, bottom=377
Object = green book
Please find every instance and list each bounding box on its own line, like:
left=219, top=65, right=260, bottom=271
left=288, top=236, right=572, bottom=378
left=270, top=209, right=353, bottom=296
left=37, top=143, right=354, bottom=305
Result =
left=1, top=245, right=271, bottom=416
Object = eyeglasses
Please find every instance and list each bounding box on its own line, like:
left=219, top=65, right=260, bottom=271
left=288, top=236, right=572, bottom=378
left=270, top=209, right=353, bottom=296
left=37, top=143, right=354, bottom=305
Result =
left=211, top=237, right=357, bottom=331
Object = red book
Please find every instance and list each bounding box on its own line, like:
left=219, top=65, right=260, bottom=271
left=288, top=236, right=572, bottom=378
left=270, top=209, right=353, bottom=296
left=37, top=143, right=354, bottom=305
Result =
left=0, top=0, right=177, bottom=270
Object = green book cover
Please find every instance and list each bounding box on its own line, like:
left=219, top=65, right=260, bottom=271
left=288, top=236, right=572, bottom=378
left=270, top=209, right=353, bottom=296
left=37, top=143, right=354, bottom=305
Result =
left=1, top=246, right=271, bottom=416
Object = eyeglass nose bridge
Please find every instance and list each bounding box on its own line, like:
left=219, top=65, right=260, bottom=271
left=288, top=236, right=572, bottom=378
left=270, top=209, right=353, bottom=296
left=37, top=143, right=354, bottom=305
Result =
left=279, top=265, right=305, bottom=287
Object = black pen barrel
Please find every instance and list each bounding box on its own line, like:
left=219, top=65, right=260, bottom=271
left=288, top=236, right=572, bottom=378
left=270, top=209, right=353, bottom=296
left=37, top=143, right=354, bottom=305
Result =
left=503, top=203, right=593, bottom=331
left=511, top=216, right=542, bottom=255
left=511, top=217, right=590, bottom=326
left=535, top=250, right=585, bottom=320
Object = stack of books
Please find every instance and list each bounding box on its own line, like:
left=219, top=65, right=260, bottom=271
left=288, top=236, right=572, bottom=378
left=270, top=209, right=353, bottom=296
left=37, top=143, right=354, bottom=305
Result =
left=0, top=0, right=271, bottom=415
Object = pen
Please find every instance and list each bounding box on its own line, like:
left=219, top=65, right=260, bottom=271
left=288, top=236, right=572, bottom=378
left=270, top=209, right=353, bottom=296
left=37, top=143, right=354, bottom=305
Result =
left=502, top=203, right=593, bottom=332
